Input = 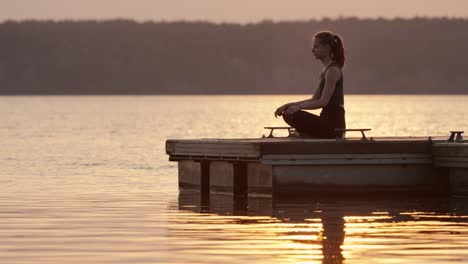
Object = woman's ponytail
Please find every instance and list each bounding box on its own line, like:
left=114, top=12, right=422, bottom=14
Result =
left=333, top=34, right=345, bottom=68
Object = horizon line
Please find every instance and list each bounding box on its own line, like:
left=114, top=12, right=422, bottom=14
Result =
left=2, top=15, right=468, bottom=25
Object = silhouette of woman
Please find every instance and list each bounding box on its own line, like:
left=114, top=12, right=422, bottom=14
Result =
left=274, top=31, right=346, bottom=139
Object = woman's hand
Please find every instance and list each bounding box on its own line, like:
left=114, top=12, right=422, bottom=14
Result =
left=284, top=104, right=301, bottom=119
left=275, top=103, right=300, bottom=117
left=275, top=103, right=296, bottom=118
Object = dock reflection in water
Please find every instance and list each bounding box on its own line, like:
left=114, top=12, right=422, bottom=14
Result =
left=177, top=191, right=468, bottom=263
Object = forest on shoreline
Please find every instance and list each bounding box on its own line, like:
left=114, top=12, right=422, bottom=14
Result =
left=1, top=17, right=467, bottom=94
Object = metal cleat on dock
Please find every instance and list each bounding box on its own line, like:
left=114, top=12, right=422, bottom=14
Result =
left=448, top=130, right=464, bottom=143
left=335, top=128, right=372, bottom=141
left=262, top=126, right=294, bottom=138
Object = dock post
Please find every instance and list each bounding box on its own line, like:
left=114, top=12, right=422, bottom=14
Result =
left=200, top=160, right=210, bottom=205
left=450, top=168, right=468, bottom=196
left=233, top=161, right=248, bottom=202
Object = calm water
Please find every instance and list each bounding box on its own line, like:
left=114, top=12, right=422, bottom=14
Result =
left=1, top=95, right=468, bottom=263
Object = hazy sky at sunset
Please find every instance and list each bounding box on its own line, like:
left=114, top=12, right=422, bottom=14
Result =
left=2, top=0, right=468, bottom=23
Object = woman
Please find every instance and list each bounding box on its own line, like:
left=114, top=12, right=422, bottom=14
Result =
left=274, top=31, right=346, bottom=139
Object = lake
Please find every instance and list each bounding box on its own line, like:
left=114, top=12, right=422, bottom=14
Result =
left=1, top=95, right=468, bottom=263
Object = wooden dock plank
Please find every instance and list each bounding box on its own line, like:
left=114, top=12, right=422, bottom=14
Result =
left=262, top=153, right=432, bottom=165
left=260, top=141, right=432, bottom=155
left=166, top=136, right=452, bottom=159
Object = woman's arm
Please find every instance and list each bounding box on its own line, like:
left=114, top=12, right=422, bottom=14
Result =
left=311, top=83, right=323, bottom=100
left=288, top=88, right=320, bottom=107
left=295, top=67, right=341, bottom=110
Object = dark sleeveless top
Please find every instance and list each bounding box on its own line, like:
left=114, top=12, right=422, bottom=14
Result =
left=316, top=61, right=344, bottom=107
left=316, top=61, right=346, bottom=132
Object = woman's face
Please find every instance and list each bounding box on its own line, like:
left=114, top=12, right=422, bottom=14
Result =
left=311, top=37, right=331, bottom=59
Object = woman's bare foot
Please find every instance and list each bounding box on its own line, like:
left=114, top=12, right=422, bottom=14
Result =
left=290, top=129, right=315, bottom=138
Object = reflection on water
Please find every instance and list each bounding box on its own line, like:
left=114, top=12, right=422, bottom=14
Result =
left=1, top=95, right=468, bottom=263
left=177, top=192, right=468, bottom=263
left=2, top=191, right=467, bottom=263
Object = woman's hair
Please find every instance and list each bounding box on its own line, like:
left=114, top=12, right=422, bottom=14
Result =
left=314, top=31, right=345, bottom=68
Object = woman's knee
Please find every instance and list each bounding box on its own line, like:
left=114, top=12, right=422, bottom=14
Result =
left=283, top=112, right=297, bottom=127
left=282, top=113, right=294, bottom=126
left=284, top=110, right=306, bottom=126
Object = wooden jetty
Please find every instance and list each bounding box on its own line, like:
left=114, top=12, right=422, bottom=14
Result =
left=166, top=128, right=468, bottom=199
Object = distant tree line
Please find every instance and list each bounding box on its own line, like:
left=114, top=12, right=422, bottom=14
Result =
left=0, top=17, right=467, bottom=94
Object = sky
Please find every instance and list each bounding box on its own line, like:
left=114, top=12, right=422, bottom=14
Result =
left=2, top=0, right=468, bottom=24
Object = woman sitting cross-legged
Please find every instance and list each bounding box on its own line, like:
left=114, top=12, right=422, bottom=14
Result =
left=274, top=30, right=346, bottom=139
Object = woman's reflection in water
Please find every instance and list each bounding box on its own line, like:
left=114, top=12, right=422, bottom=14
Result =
left=320, top=211, right=345, bottom=264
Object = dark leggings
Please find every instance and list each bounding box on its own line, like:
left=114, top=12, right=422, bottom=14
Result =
left=283, top=105, right=346, bottom=139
